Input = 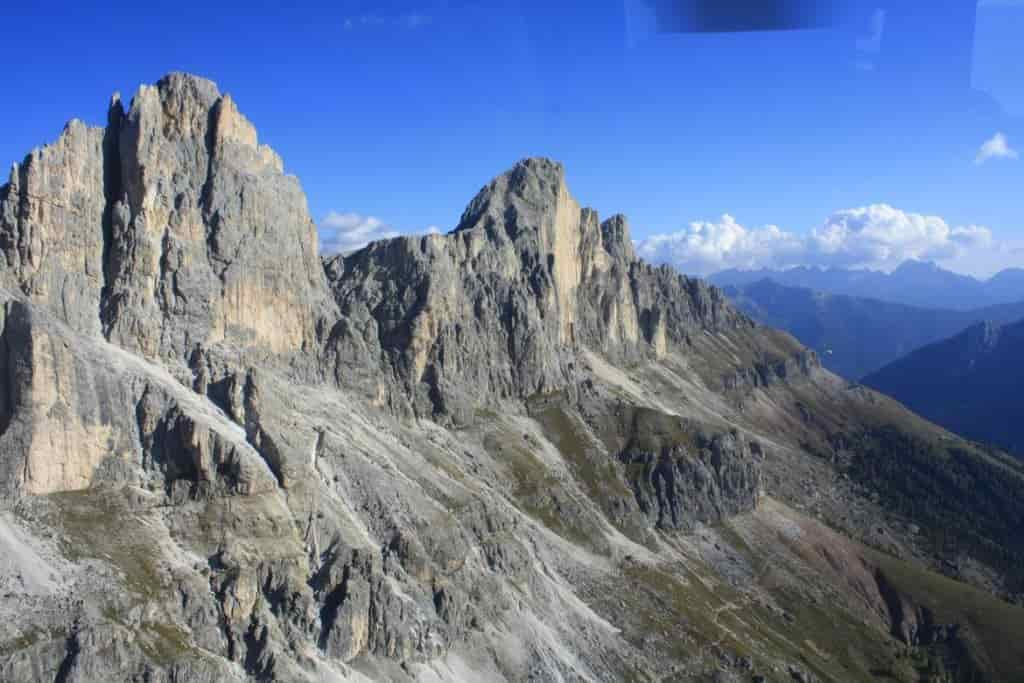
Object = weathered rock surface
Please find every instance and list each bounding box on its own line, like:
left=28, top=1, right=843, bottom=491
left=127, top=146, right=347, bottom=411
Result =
left=1, top=74, right=335, bottom=367
left=1, top=73, right=1023, bottom=683
left=324, top=157, right=770, bottom=424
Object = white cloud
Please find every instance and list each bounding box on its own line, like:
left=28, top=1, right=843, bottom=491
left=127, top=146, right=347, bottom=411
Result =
left=950, top=224, right=994, bottom=249
left=806, top=204, right=992, bottom=268
left=634, top=215, right=804, bottom=275
left=634, top=205, right=997, bottom=276
left=975, top=132, right=1018, bottom=165
left=319, top=212, right=443, bottom=255
left=319, top=212, right=399, bottom=254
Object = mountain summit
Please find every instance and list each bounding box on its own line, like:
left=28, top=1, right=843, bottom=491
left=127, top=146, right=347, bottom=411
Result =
left=1, top=73, right=334, bottom=362
left=2, top=74, right=1024, bottom=682
left=325, top=155, right=767, bottom=423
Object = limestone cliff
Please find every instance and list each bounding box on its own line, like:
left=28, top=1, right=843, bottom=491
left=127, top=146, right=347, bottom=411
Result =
left=0, top=73, right=335, bottom=365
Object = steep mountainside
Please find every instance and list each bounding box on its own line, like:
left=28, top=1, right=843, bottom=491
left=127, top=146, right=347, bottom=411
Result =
left=722, top=279, right=1024, bottom=379
left=2, top=74, right=1024, bottom=683
left=864, top=319, right=1024, bottom=456
left=712, top=261, right=1023, bottom=310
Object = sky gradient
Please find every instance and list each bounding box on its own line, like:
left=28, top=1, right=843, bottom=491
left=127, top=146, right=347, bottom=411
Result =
left=3, top=1, right=1022, bottom=276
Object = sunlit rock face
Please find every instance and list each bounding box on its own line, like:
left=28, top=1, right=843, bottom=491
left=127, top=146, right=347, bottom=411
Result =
left=325, top=157, right=753, bottom=424
left=1, top=73, right=335, bottom=365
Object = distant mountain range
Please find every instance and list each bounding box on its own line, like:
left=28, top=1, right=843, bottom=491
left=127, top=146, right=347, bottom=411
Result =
left=721, top=279, right=1024, bottom=380
left=711, top=260, right=1024, bottom=311
left=863, top=319, right=1024, bottom=456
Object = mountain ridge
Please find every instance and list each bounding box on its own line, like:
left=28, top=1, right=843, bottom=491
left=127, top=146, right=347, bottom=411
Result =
left=864, top=317, right=1024, bottom=456
left=711, top=261, right=1022, bottom=310
left=1, top=73, right=1024, bottom=682
left=721, top=278, right=1024, bottom=379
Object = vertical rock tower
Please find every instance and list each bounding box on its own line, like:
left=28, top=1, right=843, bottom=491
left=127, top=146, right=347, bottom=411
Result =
left=1, top=73, right=335, bottom=363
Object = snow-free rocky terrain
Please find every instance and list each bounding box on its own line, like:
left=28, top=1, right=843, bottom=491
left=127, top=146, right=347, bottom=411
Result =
left=1, top=74, right=1024, bottom=682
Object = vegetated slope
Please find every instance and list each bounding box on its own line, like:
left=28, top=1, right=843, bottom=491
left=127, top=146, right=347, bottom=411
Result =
left=864, top=319, right=1024, bottom=457
left=0, top=73, right=1023, bottom=682
left=722, top=278, right=1024, bottom=379
left=712, top=260, right=1023, bottom=310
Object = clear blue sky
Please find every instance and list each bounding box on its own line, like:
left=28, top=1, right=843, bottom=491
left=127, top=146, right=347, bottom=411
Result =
left=4, top=1, right=1022, bottom=275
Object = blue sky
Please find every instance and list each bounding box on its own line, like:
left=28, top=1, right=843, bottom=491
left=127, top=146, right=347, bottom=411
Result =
left=3, top=1, right=1022, bottom=276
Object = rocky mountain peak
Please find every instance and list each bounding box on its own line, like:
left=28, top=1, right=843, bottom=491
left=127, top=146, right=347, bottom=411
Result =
left=1, top=72, right=334, bottom=367
left=325, top=156, right=761, bottom=423
left=1, top=73, right=792, bottom=429
left=454, top=156, right=634, bottom=269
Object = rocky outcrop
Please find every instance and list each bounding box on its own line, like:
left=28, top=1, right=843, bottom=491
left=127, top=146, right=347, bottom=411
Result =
left=325, top=158, right=752, bottom=423
left=0, top=120, right=109, bottom=337
left=620, top=432, right=763, bottom=531
left=0, top=74, right=335, bottom=367
left=721, top=348, right=820, bottom=393
left=0, top=288, right=279, bottom=501
left=0, top=297, right=137, bottom=497
left=583, top=404, right=763, bottom=530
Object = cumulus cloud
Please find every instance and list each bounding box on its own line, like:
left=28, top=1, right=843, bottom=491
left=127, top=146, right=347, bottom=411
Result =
left=634, top=215, right=804, bottom=275
left=319, top=212, right=399, bottom=254
left=806, top=204, right=993, bottom=268
left=975, top=132, right=1018, bottom=165
left=319, top=212, right=443, bottom=254
left=634, top=205, right=996, bottom=276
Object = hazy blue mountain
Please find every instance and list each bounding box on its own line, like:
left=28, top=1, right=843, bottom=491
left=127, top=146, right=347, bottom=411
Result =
left=863, top=319, right=1024, bottom=456
left=711, top=260, right=1023, bottom=310
left=721, top=279, right=1024, bottom=379
left=985, top=268, right=1024, bottom=302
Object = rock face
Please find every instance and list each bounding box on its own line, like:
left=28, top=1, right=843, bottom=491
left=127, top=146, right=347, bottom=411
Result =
left=0, top=296, right=279, bottom=500
left=2, top=73, right=1022, bottom=683
left=325, top=157, right=749, bottom=423
left=1, top=74, right=335, bottom=365
left=0, top=119, right=109, bottom=337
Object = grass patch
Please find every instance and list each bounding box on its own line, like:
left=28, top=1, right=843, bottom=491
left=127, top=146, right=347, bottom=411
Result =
left=755, top=587, right=908, bottom=683
left=865, top=546, right=1024, bottom=680
left=484, top=429, right=601, bottom=550
left=529, top=398, right=631, bottom=502
left=47, top=489, right=166, bottom=600
left=621, top=562, right=747, bottom=660
left=710, top=519, right=919, bottom=682
left=42, top=489, right=204, bottom=668
left=139, top=621, right=193, bottom=666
